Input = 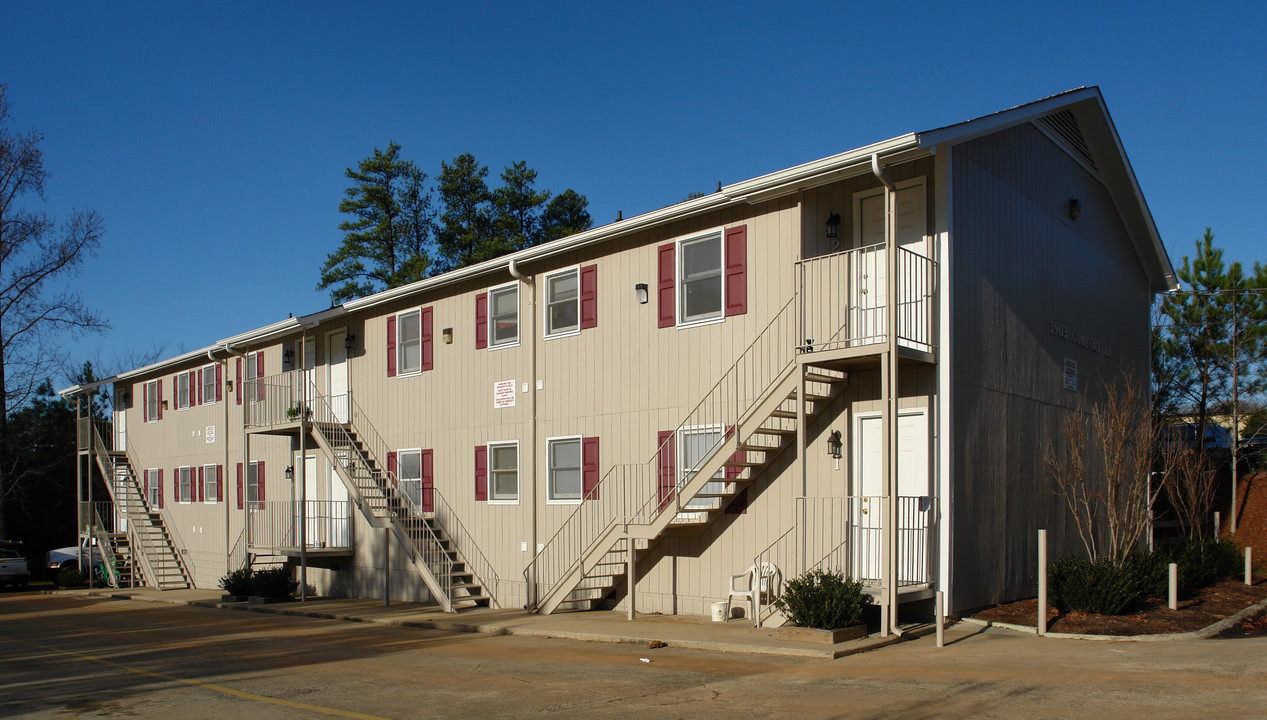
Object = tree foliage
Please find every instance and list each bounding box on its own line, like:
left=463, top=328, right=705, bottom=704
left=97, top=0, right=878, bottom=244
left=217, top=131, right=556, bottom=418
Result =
left=0, top=85, right=108, bottom=538
left=318, top=142, right=434, bottom=304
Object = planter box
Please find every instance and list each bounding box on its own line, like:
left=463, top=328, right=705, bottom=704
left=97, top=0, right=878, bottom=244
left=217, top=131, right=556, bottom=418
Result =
left=221, top=594, right=249, bottom=603
left=248, top=595, right=291, bottom=604
left=777, top=624, right=868, bottom=644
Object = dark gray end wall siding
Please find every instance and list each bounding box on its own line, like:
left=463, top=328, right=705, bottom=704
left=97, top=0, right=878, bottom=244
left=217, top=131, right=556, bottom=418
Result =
left=949, top=122, right=1152, bottom=612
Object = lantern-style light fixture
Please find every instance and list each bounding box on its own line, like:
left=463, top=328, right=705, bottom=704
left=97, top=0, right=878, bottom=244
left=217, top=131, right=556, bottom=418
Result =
left=827, top=430, right=843, bottom=460
left=284, top=465, right=294, bottom=481
left=282, top=348, right=295, bottom=366
left=635, top=283, right=649, bottom=305
left=344, top=334, right=355, bottom=352
left=825, top=212, right=841, bottom=239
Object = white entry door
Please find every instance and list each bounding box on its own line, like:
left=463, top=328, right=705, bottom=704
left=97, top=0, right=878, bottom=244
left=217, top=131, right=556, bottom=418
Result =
left=113, top=394, right=128, bottom=531
left=328, top=458, right=349, bottom=547
left=327, top=330, right=349, bottom=423
left=851, top=408, right=930, bottom=584
left=294, top=454, right=320, bottom=548
left=851, top=180, right=928, bottom=345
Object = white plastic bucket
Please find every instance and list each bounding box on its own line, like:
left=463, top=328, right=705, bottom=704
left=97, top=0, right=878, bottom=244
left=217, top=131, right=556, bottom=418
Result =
left=710, top=601, right=728, bottom=622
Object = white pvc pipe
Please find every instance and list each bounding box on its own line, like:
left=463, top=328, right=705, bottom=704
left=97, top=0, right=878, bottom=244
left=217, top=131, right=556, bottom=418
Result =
left=1037, top=529, right=1047, bottom=636
left=1168, top=563, right=1178, bottom=610
left=1247, top=547, right=1253, bottom=586
left=936, top=590, right=945, bottom=648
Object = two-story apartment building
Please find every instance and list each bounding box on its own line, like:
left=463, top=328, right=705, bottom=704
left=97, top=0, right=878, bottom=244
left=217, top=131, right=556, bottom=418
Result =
left=64, top=87, right=1176, bottom=630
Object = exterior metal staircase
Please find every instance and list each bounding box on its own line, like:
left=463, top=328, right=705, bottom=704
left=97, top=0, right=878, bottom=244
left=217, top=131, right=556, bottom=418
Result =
left=524, top=294, right=849, bottom=614
left=88, top=424, right=194, bottom=590
left=290, top=387, right=497, bottom=612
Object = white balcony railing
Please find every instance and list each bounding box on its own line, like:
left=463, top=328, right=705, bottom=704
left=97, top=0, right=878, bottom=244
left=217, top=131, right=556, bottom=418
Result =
left=248, top=500, right=353, bottom=551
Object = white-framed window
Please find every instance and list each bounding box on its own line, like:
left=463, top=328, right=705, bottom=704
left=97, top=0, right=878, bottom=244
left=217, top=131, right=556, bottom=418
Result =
left=489, top=283, right=519, bottom=348
left=397, top=309, right=422, bottom=375
left=547, top=436, right=582, bottom=504
left=201, top=364, right=217, bottom=406
left=679, top=426, right=726, bottom=510
left=177, top=466, right=193, bottom=504
left=203, top=464, right=219, bottom=504
left=488, top=441, right=519, bottom=503
left=145, top=379, right=160, bottom=422
left=678, top=231, right=724, bottom=325
left=145, top=468, right=161, bottom=506
left=543, top=267, right=580, bottom=338
left=176, top=371, right=192, bottom=410
left=398, top=448, right=423, bottom=508
left=247, top=461, right=261, bottom=506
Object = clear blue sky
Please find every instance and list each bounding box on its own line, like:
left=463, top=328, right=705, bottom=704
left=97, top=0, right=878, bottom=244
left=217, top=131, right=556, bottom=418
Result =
left=3, top=1, right=1263, bottom=382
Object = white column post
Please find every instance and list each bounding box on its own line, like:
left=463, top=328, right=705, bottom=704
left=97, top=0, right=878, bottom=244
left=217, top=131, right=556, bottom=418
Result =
left=1037, top=529, right=1047, bottom=636
left=1168, top=563, right=1178, bottom=610
left=1247, top=547, right=1253, bottom=586
left=627, top=537, right=636, bottom=621
left=936, top=590, right=945, bottom=648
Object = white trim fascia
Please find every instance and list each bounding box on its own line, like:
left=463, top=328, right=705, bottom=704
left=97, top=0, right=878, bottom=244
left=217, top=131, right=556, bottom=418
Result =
left=934, top=142, right=954, bottom=616
left=914, top=87, right=1099, bottom=149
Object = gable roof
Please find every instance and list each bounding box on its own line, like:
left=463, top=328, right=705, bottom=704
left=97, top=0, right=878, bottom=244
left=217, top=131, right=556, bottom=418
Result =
left=61, top=88, right=1176, bottom=396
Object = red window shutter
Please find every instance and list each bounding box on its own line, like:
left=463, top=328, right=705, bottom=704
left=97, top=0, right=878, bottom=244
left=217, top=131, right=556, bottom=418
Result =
left=216, top=363, right=223, bottom=402
left=387, top=451, right=398, bottom=486
left=657, top=243, right=676, bottom=328
left=421, top=449, right=434, bottom=513
left=235, top=358, right=243, bottom=405
left=725, top=487, right=749, bottom=515
left=582, top=436, right=600, bottom=500
left=724, top=225, right=747, bottom=317
left=143, top=382, right=149, bottom=422
left=475, top=292, right=489, bottom=349
left=143, top=471, right=150, bottom=505
left=421, top=306, right=434, bottom=371
left=197, top=466, right=205, bottom=502
left=258, top=461, right=265, bottom=504
left=580, top=264, right=598, bottom=329
left=255, top=352, right=265, bottom=401
left=173, top=375, right=179, bottom=408
left=657, top=430, right=676, bottom=510
left=386, top=315, right=397, bottom=377
left=236, top=463, right=243, bottom=509
left=474, top=445, right=488, bottom=501
left=157, top=379, right=164, bottom=420
left=158, top=469, right=164, bottom=508
left=216, top=465, right=223, bottom=503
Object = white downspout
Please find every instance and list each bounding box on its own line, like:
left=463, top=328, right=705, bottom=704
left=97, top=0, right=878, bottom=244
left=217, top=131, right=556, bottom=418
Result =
left=221, top=341, right=250, bottom=569
left=872, top=153, right=902, bottom=637
left=510, top=259, right=539, bottom=608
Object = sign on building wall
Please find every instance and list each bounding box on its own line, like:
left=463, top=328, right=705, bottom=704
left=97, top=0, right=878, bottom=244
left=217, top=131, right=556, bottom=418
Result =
left=494, top=380, right=516, bottom=409
left=1063, top=358, right=1078, bottom=392
left=205, top=425, right=216, bottom=443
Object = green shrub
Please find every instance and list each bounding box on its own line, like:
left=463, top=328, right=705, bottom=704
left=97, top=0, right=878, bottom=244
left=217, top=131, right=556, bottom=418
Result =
left=1156, top=537, right=1241, bottom=590
left=250, top=566, right=297, bottom=599
left=56, top=567, right=87, bottom=587
left=774, top=569, right=868, bottom=629
left=1046, top=555, right=1154, bottom=615
left=219, top=568, right=254, bottom=596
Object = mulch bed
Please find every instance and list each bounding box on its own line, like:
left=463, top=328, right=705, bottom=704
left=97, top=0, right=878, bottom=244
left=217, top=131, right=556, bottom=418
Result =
left=969, top=576, right=1266, bottom=636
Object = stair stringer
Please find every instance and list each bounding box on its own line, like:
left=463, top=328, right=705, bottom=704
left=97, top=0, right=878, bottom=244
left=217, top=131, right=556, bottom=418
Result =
left=309, top=426, right=456, bottom=613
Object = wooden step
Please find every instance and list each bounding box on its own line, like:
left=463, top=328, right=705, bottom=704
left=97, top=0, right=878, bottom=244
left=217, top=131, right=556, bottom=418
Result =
left=787, top=390, right=831, bottom=403
left=804, top=371, right=847, bottom=384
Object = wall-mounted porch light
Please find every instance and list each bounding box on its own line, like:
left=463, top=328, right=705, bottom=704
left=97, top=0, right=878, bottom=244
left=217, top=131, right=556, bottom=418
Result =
left=282, top=348, right=295, bottom=366
left=1068, top=198, right=1081, bottom=220
left=284, top=465, right=294, bottom=481
left=825, top=212, right=841, bottom=239
left=442, top=327, right=453, bottom=344
left=828, top=429, right=843, bottom=471
left=344, top=334, right=355, bottom=352
left=635, top=283, right=649, bottom=305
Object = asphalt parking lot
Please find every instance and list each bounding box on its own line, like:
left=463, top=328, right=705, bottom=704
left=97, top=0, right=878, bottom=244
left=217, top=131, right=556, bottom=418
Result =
left=2, top=591, right=1265, bottom=719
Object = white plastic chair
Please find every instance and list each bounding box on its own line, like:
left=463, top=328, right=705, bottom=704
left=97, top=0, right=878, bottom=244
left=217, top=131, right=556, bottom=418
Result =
left=725, top=562, right=782, bottom=626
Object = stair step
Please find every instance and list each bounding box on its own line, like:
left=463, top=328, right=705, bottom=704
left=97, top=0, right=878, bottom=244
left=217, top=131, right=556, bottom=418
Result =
left=804, top=371, right=847, bottom=384
left=786, top=390, right=831, bottom=402
left=722, top=459, right=764, bottom=468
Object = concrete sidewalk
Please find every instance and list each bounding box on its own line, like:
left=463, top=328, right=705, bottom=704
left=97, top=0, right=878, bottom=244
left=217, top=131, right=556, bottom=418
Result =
left=76, top=587, right=931, bottom=659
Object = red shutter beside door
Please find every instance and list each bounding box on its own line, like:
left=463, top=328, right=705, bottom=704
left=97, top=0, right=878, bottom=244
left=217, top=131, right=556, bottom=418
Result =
left=387, top=451, right=398, bottom=485
left=421, top=449, right=434, bottom=513
left=724, top=225, right=748, bottom=317
left=158, top=469, right=164, bottom=508
left=421, top=306, right=434, bottom=371
left=657, top=243, right=676, bottom=328
left=236, top=463, right=243, bottom=509
left=386, top=315, right=397, bottom=377
left=582, top=436, right=600, bottom=500
left=475, top=292, right=489, bottom=349
left=656, top=430, right=676, bottom=510
left=579, top=264, right=598, bottom=329
left=474, top=445, right=488, bottom=501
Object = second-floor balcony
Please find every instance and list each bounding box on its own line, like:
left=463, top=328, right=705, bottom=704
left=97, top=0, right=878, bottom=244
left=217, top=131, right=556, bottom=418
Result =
left=247, top=500, right=353, bottom=556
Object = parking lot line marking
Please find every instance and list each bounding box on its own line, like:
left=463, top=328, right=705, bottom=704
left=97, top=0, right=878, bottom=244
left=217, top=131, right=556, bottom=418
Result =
left=3, top=634, right=389, bottom=720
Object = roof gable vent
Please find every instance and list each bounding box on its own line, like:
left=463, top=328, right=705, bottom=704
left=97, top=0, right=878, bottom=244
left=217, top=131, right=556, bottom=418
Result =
left=1035, top=109, right=1097, bottom=172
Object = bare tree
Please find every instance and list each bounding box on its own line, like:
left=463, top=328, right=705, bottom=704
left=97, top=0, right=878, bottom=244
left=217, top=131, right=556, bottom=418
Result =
left=0, top=84, right=108, bottom=537
left=1045, top=372, right=1163, bottom=562
left=1159, top=440, right=1220, bottom=542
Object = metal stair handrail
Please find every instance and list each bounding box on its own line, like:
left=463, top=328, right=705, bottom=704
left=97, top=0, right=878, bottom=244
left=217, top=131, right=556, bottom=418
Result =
left=524, top=291, right=804, bottom=608
left=88, top=423, right=169, bottom=588
left=88, top=506, right=123, bottom=588
left=120, top=430, right=197, bottom=587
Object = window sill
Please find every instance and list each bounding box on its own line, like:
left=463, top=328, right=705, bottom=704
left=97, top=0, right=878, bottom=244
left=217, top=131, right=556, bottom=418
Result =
left=546, top=498, right=583, bottom=506
left=676, top=315, right=725, bottom=330
left=543, top=328, right=580, bottom=342
left=488, top=498, right=520, bottom=505
left=488, top=340, right=521, bottom=351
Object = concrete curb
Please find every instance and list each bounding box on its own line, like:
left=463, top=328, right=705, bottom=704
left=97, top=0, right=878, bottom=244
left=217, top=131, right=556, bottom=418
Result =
left=86, top=589, right=933, bottom=660
left=960, top=596, right=1267, bottom=641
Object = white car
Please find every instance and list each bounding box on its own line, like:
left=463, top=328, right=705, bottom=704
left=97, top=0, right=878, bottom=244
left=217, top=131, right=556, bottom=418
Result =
left=0, top=546, right=30, bottom=589
left=46, top=539, right=105, bottom=579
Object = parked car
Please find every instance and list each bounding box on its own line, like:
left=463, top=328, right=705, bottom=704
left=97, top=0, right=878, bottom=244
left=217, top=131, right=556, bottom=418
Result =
left=0, top=542, right=30, bottom=589
left=46, top=538, right=105, bottom=579
left=1156, top=423, right=1233, bottom=467
left=1240, top=435, right=1267, bottom=470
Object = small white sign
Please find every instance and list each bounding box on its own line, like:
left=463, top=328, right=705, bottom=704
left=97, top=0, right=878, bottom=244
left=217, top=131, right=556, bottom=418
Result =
left=1063, top=358, right=1078, bottom=392
left=494, top=380, right=516, bottom=409
left=205, top=425, right=216, bottom=443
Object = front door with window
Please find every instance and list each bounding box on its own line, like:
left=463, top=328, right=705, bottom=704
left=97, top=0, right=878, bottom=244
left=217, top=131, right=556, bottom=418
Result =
left=327, top=330, right=349, bottom=423
left=850, top=408, right=930, bottom=584
left=851, top=180, right=927, bottom=345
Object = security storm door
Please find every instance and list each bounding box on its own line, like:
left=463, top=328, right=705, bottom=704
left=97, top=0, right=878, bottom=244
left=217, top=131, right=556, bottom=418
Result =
left=327, top=330, right=349, bottom=423
left=679, top=426, right=724, bottom=511
left=851, top=408, right=929, bottom=584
